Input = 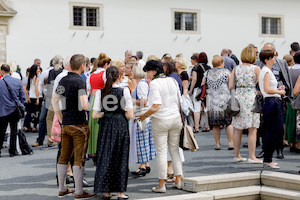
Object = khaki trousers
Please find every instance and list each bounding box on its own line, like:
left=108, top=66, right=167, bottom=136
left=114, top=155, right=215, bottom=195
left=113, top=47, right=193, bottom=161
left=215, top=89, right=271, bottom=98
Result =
left=46, top=109, right=54, bottom=144
left=151, top=116, right=183, bottom=179
left=58, top=124, right=90, bottom=167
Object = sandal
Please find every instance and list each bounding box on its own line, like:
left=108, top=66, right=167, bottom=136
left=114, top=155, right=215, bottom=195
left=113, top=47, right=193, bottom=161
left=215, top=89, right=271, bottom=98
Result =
left=193, top=128, right=199, bottom=133
left=201, top=127, right=210, bottom=132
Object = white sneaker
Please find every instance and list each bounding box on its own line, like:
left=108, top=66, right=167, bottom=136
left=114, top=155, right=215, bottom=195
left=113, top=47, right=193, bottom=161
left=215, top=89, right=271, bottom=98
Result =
left=233, top=157, right=247, bottom=162
left=152, top=186, right=166, bottom=193
left=248, top=159, right=263, bottom=164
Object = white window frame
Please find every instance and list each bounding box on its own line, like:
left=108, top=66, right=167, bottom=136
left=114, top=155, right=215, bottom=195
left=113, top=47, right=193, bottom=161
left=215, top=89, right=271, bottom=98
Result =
left=259, top=14, right=284, bottom=38
left=69, top=2, right=103, bottom=31
left=171, top=8, right=200, bottom=34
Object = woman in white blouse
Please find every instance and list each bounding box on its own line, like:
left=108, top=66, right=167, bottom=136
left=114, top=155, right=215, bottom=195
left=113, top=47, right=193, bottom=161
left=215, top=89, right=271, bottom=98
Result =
left=258, top=50, right=285, bottom=169
left=139, top=60, right=183, bottom=193
left=92, top=66, right=133, bottom=199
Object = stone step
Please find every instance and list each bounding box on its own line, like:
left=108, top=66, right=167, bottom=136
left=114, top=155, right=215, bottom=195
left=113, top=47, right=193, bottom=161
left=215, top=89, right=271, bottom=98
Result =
left=261, top=171, right=300, bottom=191
left=260, top=185, right=300, bottom=200
left=201, top=186, right=261, bottom=200
left=182, top=171, right=261, bottom=192
left=135, top=193, right=213, bottom=200
left=137, top=186, right=260, bottom=200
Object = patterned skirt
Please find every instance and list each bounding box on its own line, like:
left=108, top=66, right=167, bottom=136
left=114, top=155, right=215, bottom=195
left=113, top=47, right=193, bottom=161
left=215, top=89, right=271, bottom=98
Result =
left=135, top=119, right=156, bottom=163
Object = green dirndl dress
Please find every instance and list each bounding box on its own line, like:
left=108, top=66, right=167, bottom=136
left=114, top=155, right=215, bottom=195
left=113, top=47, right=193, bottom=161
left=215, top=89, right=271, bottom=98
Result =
left=285, top=102, right=300, bottom=143
left=87, top=96, right=99, bottom=155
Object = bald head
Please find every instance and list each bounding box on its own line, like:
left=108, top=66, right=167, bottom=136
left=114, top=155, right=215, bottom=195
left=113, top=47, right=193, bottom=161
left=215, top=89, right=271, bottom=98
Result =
left=263, top=43, right=275, bottom=51
left=221, top=49, right=230, bottom=56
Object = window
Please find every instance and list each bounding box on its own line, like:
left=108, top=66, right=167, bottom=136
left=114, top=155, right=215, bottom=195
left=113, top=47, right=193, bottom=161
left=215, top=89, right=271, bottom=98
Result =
left=69, top=2, right=103, bottom=30
left=259, top=14, right=284, bottom=37
left=171, top=8, right=200, bottom=34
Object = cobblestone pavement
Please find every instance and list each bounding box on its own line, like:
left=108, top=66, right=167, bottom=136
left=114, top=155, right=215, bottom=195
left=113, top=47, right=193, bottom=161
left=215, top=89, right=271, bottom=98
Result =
left=0, top=126, right=299, bottom=200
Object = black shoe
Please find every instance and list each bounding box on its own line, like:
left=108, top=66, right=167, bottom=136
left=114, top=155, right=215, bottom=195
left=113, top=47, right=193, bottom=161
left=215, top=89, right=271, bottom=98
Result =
left=66, top=175, right=74, bottom=184
left=131, top=168, right=147, bottom=176
left=242, top=143, right=248, bottom=148
left=82, top=178, right=93, bottom=187
left=103, top=196, right=112, bottom=200
left=146, top=167, right=151, bottom=173
left=290, top=146, right=296, bottom=152
left=276, top=150, right=284, bottom=159
left=257, top=150, right=264, bottom=158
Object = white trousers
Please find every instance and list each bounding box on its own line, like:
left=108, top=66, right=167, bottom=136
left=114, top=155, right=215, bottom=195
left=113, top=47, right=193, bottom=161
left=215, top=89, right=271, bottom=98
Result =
left=151, top=116, right=183, bottom=179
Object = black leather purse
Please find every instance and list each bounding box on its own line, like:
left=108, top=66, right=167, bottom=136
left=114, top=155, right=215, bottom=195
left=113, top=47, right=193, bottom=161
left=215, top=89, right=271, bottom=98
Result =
left=224, top=67, right=240, bottom=117
left=251, top=94, right=264, bottom=113
left=3, top=79, right=25, bottom=120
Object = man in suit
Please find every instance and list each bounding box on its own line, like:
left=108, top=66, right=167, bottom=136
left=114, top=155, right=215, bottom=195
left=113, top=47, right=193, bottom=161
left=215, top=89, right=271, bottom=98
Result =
left=228, top=49, right=240, bottom=65
left=255, top=43, right=292, bottom=159
left=0, top=64, right=26, bottom=157
left=221, top=49, right=236, bottom=72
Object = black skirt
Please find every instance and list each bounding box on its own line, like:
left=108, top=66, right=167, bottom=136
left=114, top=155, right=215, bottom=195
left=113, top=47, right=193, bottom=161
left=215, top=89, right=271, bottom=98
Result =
left=94, top=114, right=129, bottom=193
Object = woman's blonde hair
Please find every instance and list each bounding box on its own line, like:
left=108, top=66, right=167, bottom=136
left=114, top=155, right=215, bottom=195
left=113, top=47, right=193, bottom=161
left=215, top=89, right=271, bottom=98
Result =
left=112, top=59, right=125, bottom=79
left=147, top=55, right=160, bottom=62
left=240, top=46, right=256, bottom=64
left=174, top=57, right=187, bottom=69
left=283, top=54, right=294, bottom=67
left=212, top=55, right=224, bottom=68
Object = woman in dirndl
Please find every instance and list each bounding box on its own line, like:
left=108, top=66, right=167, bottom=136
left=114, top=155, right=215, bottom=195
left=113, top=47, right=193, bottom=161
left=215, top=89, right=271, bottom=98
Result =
left=86, top=53, right=111, bottom=162
left=130, top=63, right=156, bottom=177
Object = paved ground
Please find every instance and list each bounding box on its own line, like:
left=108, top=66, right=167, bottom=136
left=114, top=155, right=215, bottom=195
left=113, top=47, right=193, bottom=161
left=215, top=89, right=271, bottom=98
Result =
left=0, top=125, right=300, bottom=200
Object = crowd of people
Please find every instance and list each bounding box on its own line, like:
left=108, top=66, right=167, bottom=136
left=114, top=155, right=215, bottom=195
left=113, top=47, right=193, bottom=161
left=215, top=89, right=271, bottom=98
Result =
left=1, top=42, right=300, bottom=199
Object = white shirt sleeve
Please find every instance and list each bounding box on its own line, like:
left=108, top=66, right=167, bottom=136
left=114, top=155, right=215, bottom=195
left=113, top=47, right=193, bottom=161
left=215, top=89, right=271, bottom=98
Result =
left=149, top=81, right=162, bottom=105
left=136, top=81, right=148, bottom=100
left=103, top=71, right=107, bottom=83
left=86, top=75, right=91, bottom=94
left=93, top=89, right=102, bottom=111
left=124, top=87, right=133, bottom=110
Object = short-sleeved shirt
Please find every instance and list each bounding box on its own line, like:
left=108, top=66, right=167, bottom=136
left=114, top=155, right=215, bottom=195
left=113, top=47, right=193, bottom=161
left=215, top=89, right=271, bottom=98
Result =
left=180, top=71, right=189, bottom=81
left=56, top=72, right=87, bottom=125
left=93, top=85, right=133, bottom=111
left=192, top=64, right=211, bottom=88
left=148, top=77, right=181, bottom=119
left=169, top=72, right=183, bottom=94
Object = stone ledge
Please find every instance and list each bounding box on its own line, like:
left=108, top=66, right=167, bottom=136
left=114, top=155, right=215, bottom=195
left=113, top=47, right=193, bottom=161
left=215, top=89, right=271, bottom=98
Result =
left=260, top=185, right=300, bottom=200
left=135, top=193, right=213, bottom=200
left=261, top=171, right=300, bottom=191
left=182, top=171, right=261, bottom=192
left=201, top=186, right=261, bottom=200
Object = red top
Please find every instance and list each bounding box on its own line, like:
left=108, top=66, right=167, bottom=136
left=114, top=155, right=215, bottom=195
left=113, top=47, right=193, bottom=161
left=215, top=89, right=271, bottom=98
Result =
left=90, top=71, right=105, bottom=95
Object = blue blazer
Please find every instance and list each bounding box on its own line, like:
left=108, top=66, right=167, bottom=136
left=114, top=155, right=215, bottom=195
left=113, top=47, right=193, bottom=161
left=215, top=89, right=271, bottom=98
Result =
left=0, top=75, right=26, bottom=117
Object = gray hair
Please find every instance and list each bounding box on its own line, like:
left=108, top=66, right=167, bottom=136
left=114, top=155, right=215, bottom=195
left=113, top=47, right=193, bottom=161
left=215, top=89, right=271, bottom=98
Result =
left=125, top=50, right=132, bottom=55
left=133, top=63, right=146, bottom=78
left=34, top=58, right=41, bottom=63
left=8, top=60, right=17, bottom=73
left=264, top=42, right=276, bottom=51
left=52, top=55, right=63, bottom=70
left=136, top=51, right=143, bottom=59
left=63, top=56, right=71, bottom=71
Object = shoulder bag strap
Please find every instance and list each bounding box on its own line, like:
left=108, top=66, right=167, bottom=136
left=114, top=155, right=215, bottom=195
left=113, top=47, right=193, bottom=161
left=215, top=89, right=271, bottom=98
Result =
left=199, top=64, right=206, bottom=72
left=170, top=77, right=185, bottom=126
left=3, top=78, right=19, bottom=107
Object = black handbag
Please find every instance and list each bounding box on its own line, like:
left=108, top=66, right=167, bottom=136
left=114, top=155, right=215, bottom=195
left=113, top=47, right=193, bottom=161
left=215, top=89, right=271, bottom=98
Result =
left=224, top=67, right=240, bottom=117
left=251, top=95, right=264, bottom=113
left=3, top=79, right=25, bottom=120
left=290, top=94, right=300, bottom=110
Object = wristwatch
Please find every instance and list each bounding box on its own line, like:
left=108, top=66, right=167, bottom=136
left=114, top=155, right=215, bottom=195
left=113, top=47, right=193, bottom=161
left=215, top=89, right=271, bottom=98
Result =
left=144, top=114, right=148, bottom=118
